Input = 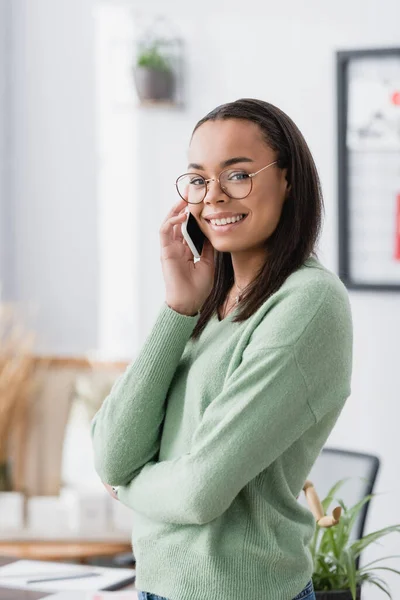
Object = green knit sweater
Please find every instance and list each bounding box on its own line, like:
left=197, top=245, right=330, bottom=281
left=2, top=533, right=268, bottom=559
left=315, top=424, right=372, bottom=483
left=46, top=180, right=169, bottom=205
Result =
left=91, top=256, right=353, bottom=600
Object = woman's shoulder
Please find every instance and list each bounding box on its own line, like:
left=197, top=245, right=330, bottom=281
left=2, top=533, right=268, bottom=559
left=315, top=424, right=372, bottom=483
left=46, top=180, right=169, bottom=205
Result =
left=247, top=255, right=352, bottom=351
left=286, top=255, right=350, bottom=306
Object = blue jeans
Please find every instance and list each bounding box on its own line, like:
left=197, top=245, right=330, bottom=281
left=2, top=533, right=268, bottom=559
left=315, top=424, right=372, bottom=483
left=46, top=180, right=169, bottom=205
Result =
left=138, top=578, right=316, bottom=600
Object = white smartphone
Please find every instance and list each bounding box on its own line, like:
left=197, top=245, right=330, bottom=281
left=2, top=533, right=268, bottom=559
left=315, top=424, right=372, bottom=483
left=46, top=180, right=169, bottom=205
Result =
left=181, top=211, right=207, bottom=259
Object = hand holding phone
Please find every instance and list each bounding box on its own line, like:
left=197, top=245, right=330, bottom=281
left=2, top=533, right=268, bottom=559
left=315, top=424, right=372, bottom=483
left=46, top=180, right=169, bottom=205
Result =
left=159, top=200, right=214, bottom=316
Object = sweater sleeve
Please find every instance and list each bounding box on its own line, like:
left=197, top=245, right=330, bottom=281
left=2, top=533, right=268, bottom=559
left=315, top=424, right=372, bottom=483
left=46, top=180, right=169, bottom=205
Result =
left=90, top=302, right=200, bottom=486
left=116, top=341, right=317, bottom=524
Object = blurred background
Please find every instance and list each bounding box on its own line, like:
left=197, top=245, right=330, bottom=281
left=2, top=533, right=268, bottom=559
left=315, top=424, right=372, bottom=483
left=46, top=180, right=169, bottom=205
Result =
left=0, top=0, right=399, bottom=598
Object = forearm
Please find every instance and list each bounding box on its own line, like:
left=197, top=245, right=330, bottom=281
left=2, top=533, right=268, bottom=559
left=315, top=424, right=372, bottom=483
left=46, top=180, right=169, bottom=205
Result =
left=91, top=302, right=199, bottom=486
left=117, top=348, right=315, bottom=524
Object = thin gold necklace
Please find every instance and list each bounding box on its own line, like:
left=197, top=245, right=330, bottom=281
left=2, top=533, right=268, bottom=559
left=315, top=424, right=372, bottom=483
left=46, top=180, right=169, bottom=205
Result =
left=221, top=281, right=245, bottom=319
left=234, top=281, right=245, bottom=304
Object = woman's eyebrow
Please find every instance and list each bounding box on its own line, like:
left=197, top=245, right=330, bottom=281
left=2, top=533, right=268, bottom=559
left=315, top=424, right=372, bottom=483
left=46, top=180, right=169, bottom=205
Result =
left=187, top=156, right=254, bottom=170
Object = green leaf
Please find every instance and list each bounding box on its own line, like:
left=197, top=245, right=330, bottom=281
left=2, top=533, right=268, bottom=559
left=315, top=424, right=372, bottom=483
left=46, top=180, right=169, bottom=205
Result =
left=136, top=44, right=171, bottom=72
left=368, top=566, right=400, bottom=577
left=334, top=509, right=351, bottom=553
left=326, top=528, right=338, bottom=559
left=351, top=526, right=400, bottom=557
left=346, top=495, right=373, bottom=532
left=365, top=575, right=392, bottom=599
left=310, top=477, right=400, bottom=595
left=343, top=548, right=357, bottom=599
left=321, top=478, right=350, bottom=512
left=360, top=555, right=400, bottom=570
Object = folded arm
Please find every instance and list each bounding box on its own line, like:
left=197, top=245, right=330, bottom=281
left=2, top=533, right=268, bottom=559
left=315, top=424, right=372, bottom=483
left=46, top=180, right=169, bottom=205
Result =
left=90, top=303, right=200, bottom=486
left=116, top=343, right=316, bottom=523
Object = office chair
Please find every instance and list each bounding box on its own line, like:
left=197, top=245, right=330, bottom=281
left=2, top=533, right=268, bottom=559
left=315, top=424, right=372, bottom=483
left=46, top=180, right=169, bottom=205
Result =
left=300, top=447, right=380, bottom=543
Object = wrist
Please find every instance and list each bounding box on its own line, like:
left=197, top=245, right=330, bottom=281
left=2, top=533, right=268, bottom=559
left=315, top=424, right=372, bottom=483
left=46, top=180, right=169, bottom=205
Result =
left=165, top=301, right=199, bottom=317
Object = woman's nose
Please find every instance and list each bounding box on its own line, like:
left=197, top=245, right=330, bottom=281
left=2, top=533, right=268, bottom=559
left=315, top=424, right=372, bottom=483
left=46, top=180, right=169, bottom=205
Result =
left=204, top=179, right=229, bottom=204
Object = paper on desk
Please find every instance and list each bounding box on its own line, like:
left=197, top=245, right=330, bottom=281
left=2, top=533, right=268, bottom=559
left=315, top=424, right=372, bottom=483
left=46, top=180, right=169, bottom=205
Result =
left=0, top=560, right=136, bottom=593
left=43, top=593, right=137, bottom=599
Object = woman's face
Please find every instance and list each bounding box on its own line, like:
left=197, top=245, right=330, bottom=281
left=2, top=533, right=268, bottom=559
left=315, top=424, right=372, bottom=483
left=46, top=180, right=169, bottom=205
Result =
left=187, top=119, right=289, bottom=254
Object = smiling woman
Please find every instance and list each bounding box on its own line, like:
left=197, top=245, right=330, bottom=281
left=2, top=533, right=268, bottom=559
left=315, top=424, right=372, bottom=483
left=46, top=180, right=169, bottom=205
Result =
left=91, top=98, right=352, bottom=600
left=181, top=99, right=323, bottom=328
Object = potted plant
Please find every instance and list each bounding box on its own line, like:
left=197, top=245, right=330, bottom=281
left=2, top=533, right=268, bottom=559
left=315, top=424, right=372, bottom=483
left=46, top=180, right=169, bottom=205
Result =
left=309, top=480, right=400, bottom=599
left=133, top=42, right=175, bottom=103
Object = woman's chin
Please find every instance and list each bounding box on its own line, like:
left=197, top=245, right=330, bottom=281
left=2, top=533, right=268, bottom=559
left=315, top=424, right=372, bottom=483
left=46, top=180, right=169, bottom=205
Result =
left=210, top=239, right=249, bottom=253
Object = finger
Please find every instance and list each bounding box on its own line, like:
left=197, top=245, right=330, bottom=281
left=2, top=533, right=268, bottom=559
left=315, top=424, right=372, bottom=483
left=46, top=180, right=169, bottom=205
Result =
left=161, top=199, right=188, bottom=228
left=160, top=213, right=187, bottom=247
left=173, top=220, right=185, bottom=242
left=173, top=223, right=180, bottom=241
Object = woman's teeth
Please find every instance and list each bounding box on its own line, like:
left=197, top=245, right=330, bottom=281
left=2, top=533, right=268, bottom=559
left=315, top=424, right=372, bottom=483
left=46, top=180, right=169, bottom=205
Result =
left=210, top=214, right=246, bottom=226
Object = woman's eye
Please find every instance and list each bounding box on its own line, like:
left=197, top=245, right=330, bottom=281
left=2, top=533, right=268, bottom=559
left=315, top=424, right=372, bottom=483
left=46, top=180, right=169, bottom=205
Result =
left=189, top=177, right=205, bottom=186
left=228, top=171, right=249, bottom=181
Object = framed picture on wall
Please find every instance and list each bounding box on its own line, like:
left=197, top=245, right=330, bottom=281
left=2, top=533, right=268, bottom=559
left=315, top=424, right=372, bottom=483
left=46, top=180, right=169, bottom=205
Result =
left=337, top=47, right=400, bottom=291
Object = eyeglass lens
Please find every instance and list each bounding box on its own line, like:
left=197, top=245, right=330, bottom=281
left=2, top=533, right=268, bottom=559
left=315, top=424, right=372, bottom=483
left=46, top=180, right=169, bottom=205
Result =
left=177, top=169, right=252, bottom=203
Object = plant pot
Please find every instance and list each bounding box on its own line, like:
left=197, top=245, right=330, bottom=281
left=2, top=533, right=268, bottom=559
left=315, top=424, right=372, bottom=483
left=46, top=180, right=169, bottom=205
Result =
left=0, top=461, right=12, bottom=492
left=315, top=586, right=361, bottom=600
left=133, top=66, right=175, bottom=102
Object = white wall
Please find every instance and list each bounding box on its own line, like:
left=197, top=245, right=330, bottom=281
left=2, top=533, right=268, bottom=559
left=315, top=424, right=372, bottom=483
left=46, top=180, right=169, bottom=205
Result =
left=5, top=0, right=139, bottom=358
left=7, top=0, right=99, bottom=353
left=94, top=6, right=140, bottom=360
left=0, top=0, right=8, bottom=292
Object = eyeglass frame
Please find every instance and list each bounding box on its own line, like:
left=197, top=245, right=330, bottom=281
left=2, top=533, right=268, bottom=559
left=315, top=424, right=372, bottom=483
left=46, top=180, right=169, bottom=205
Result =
left=175, top=160, right=278, bottom=204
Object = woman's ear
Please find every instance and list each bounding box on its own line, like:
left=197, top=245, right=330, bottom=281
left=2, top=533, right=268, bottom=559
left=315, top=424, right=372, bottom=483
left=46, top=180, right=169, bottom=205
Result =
left=281, top=167, right=291, bottom=198
left=283, top=177, right=291, bottom=200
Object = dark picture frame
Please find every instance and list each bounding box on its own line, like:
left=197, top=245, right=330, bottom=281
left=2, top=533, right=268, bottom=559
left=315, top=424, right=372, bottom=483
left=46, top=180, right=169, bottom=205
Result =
left=337, top=47, right=400, bottom=291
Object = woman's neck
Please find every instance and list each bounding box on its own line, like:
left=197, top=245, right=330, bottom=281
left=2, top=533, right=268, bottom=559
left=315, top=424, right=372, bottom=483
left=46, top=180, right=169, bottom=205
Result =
left=230, top=247, right=267, bottom=290
left=218, top=248, right=267, bottom=320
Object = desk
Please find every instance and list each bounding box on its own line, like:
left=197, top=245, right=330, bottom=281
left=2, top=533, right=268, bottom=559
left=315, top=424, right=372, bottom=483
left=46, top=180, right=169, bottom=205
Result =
left=0, top=557, right=136, bottom=600
left=0, top=540, right=132, bottom=563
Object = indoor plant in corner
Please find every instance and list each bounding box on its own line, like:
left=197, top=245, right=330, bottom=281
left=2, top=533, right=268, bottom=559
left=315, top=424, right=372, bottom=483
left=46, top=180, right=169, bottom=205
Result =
left=310, top=480, right=400, bottom=599
left=133, top=41, right=175, bottom=103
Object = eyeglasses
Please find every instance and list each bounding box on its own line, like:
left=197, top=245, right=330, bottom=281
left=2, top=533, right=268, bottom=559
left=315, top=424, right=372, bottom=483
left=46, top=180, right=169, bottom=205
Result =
left=175, top=161, right=278, bottom=204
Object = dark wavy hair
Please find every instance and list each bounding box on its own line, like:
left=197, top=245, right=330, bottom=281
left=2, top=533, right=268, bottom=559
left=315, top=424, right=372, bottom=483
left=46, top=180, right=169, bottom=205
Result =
left=190, top=98, right=324, bottom=341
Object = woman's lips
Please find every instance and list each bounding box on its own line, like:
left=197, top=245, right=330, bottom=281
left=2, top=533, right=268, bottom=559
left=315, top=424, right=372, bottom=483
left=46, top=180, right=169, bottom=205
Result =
left=206, top=214, right=248, bottom=233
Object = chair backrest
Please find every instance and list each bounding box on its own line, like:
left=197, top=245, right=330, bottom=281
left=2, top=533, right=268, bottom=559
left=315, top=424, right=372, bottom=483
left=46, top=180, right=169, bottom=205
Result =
left=300, top=447, right=380, bottom=542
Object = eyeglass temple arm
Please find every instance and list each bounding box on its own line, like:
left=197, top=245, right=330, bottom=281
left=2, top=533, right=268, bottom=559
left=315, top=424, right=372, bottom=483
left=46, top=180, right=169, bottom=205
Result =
left=249, top=161, right=278, bottom=178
